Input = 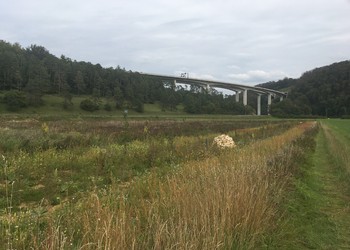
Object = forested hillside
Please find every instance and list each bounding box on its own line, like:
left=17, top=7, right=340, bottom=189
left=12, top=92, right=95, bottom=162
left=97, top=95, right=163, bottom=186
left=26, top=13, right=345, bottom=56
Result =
left=0, top=40, right=164, bottom=111
left=0, top=40, right=249, bottom=114
left=257, top=77, right=296, bottom=92
left=259, top=61, right=350, bottom=117
left=2, top=40, right=349, bottom=117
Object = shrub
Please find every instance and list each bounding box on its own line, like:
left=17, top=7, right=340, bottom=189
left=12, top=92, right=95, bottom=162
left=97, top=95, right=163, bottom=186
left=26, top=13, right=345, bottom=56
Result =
left=4, top=90, right=27, bottom=111
left=104, top=103, right=112, bottom=111
left=80, top=99, right=99, bottom=112
left=134, top=100, right=144, bottom=113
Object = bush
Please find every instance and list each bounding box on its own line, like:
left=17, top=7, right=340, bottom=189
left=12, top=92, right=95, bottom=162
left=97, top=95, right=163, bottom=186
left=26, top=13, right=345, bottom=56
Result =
left=134, top=100, right=144, bottom=113
left=270, top=99, right=311, bottom=117
left=80, top=99, right=99, bottom=112
left=104, top=103, right=112, bottom=111
left=4, top=90, right=27, bottom=111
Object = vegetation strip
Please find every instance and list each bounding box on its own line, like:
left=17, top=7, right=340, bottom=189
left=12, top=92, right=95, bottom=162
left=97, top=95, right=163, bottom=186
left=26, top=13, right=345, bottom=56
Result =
left=0, top=119, right=295, bottom=211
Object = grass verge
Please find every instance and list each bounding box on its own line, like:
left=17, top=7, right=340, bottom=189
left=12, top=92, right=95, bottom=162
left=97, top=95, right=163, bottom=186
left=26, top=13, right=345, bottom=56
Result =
left=276, top=120, right=350, bottom=249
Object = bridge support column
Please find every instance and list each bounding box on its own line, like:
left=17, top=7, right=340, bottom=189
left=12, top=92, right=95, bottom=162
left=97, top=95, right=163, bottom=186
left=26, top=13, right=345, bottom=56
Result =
left=280, top=96, right=284, bottom=101
left=235, top=91, right=240, bottom=102
left=243, top=89, right=248, bottom=106
left=257, top=94, right=261, bottom=116
left=267, top=93, right=272, bottom=115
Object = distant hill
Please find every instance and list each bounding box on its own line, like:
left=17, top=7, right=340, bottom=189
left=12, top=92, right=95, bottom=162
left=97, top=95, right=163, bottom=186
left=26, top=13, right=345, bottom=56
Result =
left=258, top=61, right=350, bottom=117
left=0, top=40, right=164, bottom=112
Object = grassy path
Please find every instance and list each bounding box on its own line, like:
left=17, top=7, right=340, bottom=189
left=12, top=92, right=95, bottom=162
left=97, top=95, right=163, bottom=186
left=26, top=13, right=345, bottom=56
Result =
left=313, top=125, right=350, bottom=248
left=281, top=121, right=350, bottom=248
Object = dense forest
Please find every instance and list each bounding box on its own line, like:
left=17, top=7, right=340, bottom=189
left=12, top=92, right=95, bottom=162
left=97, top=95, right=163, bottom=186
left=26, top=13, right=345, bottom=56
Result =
left=259, top=61, right=350, bottom=117
left=257, top=78, right=296, bottom=92
left=0, top=40, right=250, bottom=114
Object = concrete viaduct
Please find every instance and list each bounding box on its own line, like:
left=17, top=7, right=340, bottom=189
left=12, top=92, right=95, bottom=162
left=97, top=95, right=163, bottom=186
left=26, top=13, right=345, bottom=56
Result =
left=141, top=73, right=287, bottom=115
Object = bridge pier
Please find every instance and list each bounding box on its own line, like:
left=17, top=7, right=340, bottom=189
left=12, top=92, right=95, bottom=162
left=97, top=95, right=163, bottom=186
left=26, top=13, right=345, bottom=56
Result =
left=243, top=89, right=248, bottom=106
left=257, top=94, right=261, bottom=116
left=235, top=91, right=240, bottom=102
left=280, top=96, right=284, bottom=101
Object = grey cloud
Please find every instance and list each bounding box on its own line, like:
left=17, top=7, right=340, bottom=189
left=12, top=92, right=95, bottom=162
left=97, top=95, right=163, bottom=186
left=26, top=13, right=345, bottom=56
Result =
left=228, top=70, right=288, bottom=84
left=1, top=0, right=349, bottom=86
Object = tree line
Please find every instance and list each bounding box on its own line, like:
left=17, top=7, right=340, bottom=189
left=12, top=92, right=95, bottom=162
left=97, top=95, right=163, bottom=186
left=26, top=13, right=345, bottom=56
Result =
left=260, top=61, right=350, bottom=117
left=0, top=40, right=250, bottom=114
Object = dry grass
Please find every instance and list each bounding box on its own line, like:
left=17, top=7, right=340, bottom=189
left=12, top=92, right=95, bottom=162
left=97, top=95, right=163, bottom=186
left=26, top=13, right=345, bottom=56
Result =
left=32, top=121, right=316, bottom=249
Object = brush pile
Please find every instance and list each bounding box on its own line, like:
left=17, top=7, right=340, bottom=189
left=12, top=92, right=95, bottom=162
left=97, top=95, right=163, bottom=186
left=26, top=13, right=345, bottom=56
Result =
left=213, top=134, right=236, bottom=149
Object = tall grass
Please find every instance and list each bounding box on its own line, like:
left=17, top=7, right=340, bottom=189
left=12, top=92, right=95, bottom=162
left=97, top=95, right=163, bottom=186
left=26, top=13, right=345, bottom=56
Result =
left=29, top=121, right=316, bottom=249
left=0, top=120, right=295, bottom=211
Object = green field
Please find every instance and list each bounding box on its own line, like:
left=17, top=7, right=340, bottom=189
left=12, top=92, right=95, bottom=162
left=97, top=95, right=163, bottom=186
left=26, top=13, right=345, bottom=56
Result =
left=0, top=116, right=349, bottom=249
left=0, top=93, right=190, bottom=118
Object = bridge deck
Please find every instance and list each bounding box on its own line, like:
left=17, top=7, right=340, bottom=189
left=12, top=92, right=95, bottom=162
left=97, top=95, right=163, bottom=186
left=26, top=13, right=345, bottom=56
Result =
left=141, top=73, right=287, bottom=97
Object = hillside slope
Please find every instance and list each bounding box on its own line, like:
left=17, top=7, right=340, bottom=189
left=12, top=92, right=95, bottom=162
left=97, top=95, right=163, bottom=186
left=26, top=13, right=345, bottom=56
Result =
left=259, top=61, right=350, bottom=117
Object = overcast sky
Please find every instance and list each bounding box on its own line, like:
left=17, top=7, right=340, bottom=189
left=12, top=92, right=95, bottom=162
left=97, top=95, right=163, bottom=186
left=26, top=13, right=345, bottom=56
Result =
left=1, top=0, right=350, bottom=86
